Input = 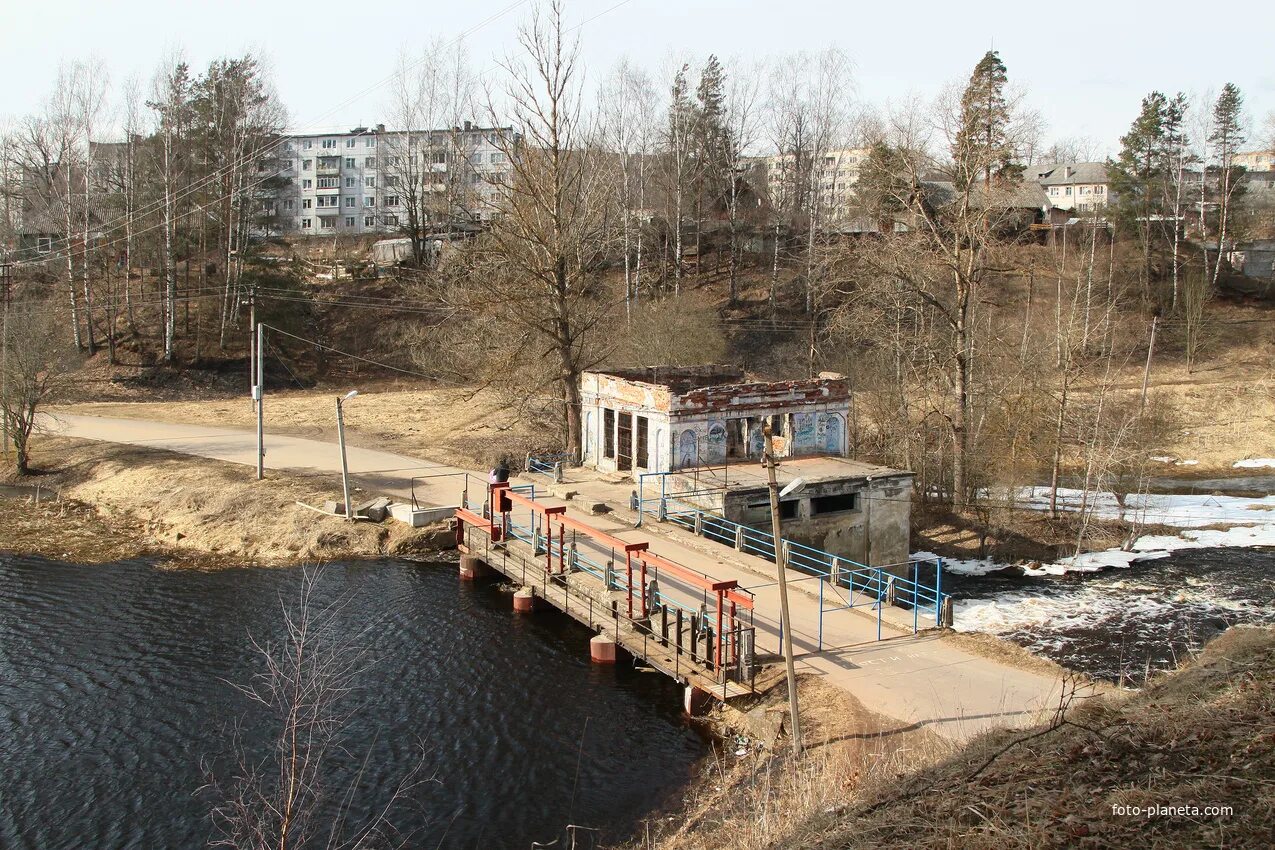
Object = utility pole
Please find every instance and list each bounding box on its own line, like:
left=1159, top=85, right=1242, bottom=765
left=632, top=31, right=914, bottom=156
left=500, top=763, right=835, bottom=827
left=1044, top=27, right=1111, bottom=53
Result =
left=763, top=421, right=803, bottom=757
left=1, top=260, right=11, bottom=459
left=255, top=322, right=264, bottom=480
left=248, top=288, right=256, bottom=411
left=336, top=390, right=358, bottom=521
left=1139, top=314, right=1158, bottom=415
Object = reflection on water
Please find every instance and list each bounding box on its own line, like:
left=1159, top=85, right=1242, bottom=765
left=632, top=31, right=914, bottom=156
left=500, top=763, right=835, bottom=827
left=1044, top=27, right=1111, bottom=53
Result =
left=0, top=556, right=706, bottom=849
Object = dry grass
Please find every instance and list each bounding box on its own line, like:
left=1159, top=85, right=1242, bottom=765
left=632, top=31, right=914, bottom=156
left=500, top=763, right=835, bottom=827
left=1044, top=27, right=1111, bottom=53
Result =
left=4, top=437, right=453, bottom=565
left=621, top=673, right=953, bottom=850
left=53, top=382, right=548, bottom=472
left=784, top=625, right=1275, bottom=850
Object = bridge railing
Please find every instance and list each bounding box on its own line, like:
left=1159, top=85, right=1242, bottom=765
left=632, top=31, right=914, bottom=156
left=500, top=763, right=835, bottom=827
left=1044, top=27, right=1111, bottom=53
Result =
left=525, top=451, right=569, bottom=482
left=456, top=483, right=757, bottom=688
left=657, top=496, right=948, bottom=641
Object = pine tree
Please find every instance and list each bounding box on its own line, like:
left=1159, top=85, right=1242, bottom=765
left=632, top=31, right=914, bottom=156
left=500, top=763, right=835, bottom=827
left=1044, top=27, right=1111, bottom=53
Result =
left=1109, top=91, right=1169, bottom=292
left=952, top=50, right=1019, bottom=190
left=1210, top=83, right=1247, bottom=286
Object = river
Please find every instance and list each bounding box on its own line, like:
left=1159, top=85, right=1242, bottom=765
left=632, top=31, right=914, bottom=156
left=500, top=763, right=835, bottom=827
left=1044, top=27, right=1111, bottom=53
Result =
left=947, top=547, right=1275, bottom=684
left=0, top=555, right=708, bottom=849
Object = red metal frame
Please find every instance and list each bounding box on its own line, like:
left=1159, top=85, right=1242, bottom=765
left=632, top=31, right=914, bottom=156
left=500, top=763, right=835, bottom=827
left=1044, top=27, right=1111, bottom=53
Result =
left=458, top=483, right=754, bottom=672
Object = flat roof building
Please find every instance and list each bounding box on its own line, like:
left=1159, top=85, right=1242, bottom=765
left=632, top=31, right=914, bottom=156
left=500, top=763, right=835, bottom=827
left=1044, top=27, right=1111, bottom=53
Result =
left=580, top=365, right=913, bottom=568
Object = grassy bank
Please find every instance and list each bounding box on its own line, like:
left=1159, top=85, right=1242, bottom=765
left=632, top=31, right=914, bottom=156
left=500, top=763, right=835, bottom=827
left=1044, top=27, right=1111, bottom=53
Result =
left=623, top=625, right=1274, bottom=850
left=0, top=437, right=453, bottom=565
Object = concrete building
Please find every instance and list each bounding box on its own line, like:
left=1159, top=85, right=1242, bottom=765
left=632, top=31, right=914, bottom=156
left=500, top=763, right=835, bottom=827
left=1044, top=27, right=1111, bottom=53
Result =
left=1024, top=161, right=1111, bottom=213
left=761, top=147, right=871, bottom=225
left=581, top=365, right=853, bottom=477
left=579, top=365, right=912, bottom=568
left=268, top=122, right=513, bottom=237
left=1235, top=149, right=1275, bottom=171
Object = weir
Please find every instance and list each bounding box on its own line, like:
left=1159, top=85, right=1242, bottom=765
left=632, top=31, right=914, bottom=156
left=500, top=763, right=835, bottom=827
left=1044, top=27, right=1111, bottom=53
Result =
left=454, top=483, right=757, bottom=704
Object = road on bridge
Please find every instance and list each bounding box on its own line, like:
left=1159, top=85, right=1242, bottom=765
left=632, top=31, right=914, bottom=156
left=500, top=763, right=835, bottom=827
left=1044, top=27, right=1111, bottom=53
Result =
left=49, top=411, right=1071, bottom=740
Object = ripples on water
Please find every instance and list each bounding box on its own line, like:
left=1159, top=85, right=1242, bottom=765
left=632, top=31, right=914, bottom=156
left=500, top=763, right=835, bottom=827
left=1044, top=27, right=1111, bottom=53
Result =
left=0, top=556, right=707, bottom=849
left=948, top=547, right=1275, bottom=683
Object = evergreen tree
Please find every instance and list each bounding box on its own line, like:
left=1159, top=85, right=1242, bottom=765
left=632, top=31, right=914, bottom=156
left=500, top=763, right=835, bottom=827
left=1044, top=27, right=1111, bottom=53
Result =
left=952, top=50, right=1020, bottom=190
left=1210, top=83, right=1247, bottom=286
left=1109, top=91, right=1170, bottom=291
left=695, top=55, right=730, bottom=213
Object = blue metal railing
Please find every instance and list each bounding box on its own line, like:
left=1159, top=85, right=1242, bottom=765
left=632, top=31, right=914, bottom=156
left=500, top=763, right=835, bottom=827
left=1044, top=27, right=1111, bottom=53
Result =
left=526, top=452, right=568, bottom=480
left=657, top=495, right=947, bottom=640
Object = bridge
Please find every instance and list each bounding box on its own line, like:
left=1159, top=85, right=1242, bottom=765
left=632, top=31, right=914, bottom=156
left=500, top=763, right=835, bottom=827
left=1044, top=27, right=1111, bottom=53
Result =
left=454, top=482, right=757, bottom=708
left=51, top=412, right=1071, bottom=739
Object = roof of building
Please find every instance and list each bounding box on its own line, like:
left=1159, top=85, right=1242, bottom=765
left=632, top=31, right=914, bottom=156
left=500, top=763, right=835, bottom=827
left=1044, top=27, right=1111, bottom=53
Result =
left=672, top=454, right=912, bottom=493
left=1025, top=161, right=1109, bottom=186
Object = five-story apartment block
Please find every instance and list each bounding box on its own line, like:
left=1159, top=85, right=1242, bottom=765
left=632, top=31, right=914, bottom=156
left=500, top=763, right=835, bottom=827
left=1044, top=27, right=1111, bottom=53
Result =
left=269, top=122, right=514, bottom=236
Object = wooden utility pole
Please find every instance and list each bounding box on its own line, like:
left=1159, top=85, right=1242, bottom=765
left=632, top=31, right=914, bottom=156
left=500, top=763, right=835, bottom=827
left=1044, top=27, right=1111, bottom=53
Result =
left=1140, top=314, right=1158, bottom=414
left=763, top=421, right=803, bottom=757
left=255, top=322, right=264, bottom=480
left=1, top=260, right=11, bottom=458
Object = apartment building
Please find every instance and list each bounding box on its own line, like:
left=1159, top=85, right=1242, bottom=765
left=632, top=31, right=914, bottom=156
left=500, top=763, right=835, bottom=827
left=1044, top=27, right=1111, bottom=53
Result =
left=1024, top=161, right=1110, bottom=213
left=1234, top=149, right=1275, bottom=171
left=269, top=121, right=514, bottom=237
left=761, top=147, right=871, bottom=224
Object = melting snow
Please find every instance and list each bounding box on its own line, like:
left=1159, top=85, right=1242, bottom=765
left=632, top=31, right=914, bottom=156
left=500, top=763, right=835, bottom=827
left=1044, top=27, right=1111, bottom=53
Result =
left=1234, top=458, right=1275, bottom=469
left=918, top=487, right=1275, bottom=578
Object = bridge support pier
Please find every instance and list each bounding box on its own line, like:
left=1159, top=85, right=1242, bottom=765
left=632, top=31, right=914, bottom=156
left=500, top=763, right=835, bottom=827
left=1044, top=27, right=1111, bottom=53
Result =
left=459, top=554, right=494, bottom=582
left=513, top=587, right=537, bottom=613
left=683, top=685, right=711, bottom=717
left=589, top=634, right=617, bottom=664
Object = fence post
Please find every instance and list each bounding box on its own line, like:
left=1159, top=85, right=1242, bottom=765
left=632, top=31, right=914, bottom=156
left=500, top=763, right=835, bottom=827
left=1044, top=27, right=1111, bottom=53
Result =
left=734, top=524, right=745, bottom=551
left=912, top=561, right=919, bottom=634
left=818, top=579, right=824, bottom=651
left=694, top=511, right=703, bottom=537
left=553, top=461, right=563, bottom=484
left=876, top=569, right=883, bottom=641
left=935, top=558, right=944, bottom=626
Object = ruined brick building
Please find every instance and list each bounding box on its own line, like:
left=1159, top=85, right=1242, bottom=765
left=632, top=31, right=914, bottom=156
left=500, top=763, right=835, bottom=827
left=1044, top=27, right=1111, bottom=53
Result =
left=579, top=366, right=913, bottom=567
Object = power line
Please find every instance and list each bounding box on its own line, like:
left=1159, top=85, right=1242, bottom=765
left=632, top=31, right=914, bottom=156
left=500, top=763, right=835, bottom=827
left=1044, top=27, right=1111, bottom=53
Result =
left=14, top=0, right=534, bottom=265
left=13, top=0, right=642, bottom=270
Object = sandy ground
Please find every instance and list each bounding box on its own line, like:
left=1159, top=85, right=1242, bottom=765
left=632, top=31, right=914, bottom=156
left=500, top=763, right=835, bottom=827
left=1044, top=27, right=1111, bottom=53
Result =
left=2, top=437, right=452, bottom=565
left=54, top=383, right=549, bottom=473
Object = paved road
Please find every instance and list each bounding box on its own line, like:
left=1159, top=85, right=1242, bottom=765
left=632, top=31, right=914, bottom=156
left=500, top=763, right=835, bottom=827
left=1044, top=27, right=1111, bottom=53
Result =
left=51, top=412, right=1070, bottom=740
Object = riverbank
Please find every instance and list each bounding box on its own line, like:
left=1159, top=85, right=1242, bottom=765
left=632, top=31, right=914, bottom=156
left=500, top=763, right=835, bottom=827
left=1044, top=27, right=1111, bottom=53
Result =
left=625, top=625, right=1275, bottom=849
left=0, top=437, right=452, bottom=565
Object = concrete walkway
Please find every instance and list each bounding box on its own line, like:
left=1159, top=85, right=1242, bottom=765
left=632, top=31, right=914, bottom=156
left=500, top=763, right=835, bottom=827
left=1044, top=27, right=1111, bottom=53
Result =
left=50, top=412, right=1068, bottom=741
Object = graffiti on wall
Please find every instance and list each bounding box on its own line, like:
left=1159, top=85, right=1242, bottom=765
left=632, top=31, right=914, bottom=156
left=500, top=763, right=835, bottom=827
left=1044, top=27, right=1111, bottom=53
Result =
left=677, top=429, right=698, bottom=469
left=706, top=421, right=727, bottom=463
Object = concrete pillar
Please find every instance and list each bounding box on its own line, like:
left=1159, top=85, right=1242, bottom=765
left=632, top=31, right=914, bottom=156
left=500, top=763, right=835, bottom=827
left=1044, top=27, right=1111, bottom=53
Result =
left=589, top=634, right=617, bottom=664
left=513, top=587, right=536, bottom=613
left=459, top=554, right=492, bottom=582
left=683, top=684, right=711, bottom=716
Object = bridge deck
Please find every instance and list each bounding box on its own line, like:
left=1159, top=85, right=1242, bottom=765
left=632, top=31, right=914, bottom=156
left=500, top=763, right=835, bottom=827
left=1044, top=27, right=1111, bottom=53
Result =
left=461, top=527, right=754, bottom=702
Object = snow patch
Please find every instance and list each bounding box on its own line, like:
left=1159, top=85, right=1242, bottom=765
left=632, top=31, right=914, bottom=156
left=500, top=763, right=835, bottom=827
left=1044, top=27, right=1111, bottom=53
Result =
left=1234, top=458, right=1275, bottom=469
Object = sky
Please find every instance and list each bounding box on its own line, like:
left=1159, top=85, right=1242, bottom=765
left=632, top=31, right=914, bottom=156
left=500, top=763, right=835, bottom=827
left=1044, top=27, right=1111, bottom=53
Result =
left=2, top=0, right=1272, bottom=155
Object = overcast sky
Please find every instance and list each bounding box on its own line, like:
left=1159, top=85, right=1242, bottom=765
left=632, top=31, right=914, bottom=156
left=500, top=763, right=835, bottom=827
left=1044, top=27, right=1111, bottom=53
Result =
left=3, top=0, right=1272, bottom=155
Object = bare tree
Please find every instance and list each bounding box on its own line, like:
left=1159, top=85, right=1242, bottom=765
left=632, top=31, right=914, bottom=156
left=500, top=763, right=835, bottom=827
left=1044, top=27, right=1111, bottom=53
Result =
left=600, top=57, right=656, bottom=314
left=205, top=568, right=428, bottom=850
left=466, top=0, right=616, bottom=461
left=0, top=300, right=73, bottom=475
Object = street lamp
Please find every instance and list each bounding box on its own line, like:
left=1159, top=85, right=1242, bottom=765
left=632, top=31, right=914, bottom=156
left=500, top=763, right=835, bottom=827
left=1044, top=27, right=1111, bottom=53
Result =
left=763, top=421, right=803, bottom=757
left=336, top=390, right=359, bottom=521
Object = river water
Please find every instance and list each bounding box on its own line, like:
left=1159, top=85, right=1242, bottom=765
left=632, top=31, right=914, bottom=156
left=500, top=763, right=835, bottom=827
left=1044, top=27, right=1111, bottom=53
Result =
left=0, top=555, right=707, bottom=849
left=947, top=547, right=1275, bottom=684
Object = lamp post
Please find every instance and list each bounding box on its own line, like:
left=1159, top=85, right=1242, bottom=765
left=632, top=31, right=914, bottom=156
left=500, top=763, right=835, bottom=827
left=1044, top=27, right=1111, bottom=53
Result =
left=336, top=390, right=358, bottom=521
left=763, top=421, right=804, bottom=757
